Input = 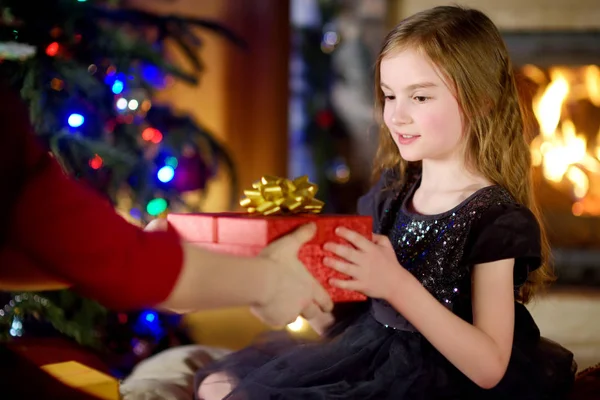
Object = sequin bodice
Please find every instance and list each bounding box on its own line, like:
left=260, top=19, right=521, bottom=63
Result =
left=371, top=173, right=514, bottom=331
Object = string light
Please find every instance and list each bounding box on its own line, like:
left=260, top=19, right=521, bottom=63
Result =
left=50, top=78, right=64, bottom=91
left=286, top=317, right=306, bottom=332
left=142, top=127, right=159, bottom=141
left=10, top=315, right=23, bottom=337
left=111, top=80, right=124, bottom=94
left=45, top=42, right=59, bottom=57
left=146, top=198, right=167, bottom=216
left=89, top=154, right=103, bottom=169
left=129, top=208, right=142, bottom=220
left=165, top=156, right=178, bottom=168
left=133, top=310, right=164, bottom=340
left=141, top=100, right=152, bottom=112
left=128, top=99, right=139, bottom=110
left=150, top=131, right=162, bottom=143
left=0, top=293, right=51, bottom=339
left=157, top=165, right=175, bottom=183
left=68, top=113, right=84, bottom=128
left=142, top=127, right=163, bottom=143
left=116, top=98, right=128, bottom=110
left=143, top=311, right=156, bottom=322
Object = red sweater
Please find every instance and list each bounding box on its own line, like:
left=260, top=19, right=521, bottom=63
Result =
left=0, top=83, right=183, bottom=311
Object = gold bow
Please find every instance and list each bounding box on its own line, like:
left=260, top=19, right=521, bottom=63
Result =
left=240, top=175, right=325, bottom=215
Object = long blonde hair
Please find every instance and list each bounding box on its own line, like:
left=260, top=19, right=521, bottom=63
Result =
left=372, top=5, right=554, bottom=303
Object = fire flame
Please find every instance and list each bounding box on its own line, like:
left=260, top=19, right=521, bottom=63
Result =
left=524, top=65, right=600, bottom=216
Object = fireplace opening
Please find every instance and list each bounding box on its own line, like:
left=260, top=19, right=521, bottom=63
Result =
left=524, top=64, right=600, bottom=218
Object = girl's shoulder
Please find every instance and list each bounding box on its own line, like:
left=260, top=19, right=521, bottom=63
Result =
left=467, top=186, right=540, bottom=238
left=463, top=197, right=542, bottom=283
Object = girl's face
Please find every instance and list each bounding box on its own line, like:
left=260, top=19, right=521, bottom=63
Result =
left=380, top=48, right=465, bottom=163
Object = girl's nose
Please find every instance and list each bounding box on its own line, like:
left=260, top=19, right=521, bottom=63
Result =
left=391, top=105, right=411, bottom=125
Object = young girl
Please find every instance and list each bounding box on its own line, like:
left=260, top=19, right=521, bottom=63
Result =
left=195, top=6, right=577, bottom=399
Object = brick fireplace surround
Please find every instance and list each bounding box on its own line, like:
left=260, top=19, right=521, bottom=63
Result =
left=398, top=0, right=600, bottom=31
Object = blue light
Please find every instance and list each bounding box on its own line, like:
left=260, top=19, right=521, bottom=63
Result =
left=105, top=71, right=125, bottom=85
left=141, top=64, right=165, bottom=88
left=133, top=310, right=164, bottom=340
left=68, top=113, right=84, bottom=128
left=144, top=311, right=156, bottom=322
left=111, top=80, right=124, bottom=94
left=157, top=165, right=175, bottom=183
left=129, top=208, right=142, bottom=220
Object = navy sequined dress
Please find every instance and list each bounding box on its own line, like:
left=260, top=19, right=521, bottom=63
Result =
left=194, top=168, right=576, bottom=399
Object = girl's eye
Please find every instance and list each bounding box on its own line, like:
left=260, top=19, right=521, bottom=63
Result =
left=413, top=96, right=430, bottom=103
left=384, top=95, right=395, bottom=101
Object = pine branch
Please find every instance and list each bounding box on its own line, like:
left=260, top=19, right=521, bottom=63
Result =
left=0, top=292, right=105, bottom=347
left=88, top=6, right=247, bottom=49
left=96, top=26, right=199, bottom=84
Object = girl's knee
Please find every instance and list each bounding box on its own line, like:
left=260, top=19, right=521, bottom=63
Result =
left=197, top=371, right=238, bottom=400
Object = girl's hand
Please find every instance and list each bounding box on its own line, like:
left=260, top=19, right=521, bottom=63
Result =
left=323, top=227, right=405, bottom=300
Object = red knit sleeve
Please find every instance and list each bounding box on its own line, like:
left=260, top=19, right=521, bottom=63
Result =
left=9, top=149, right=184, bottom=311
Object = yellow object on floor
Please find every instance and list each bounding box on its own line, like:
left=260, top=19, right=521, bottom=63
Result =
left=41, top=361, right=119, bottom=400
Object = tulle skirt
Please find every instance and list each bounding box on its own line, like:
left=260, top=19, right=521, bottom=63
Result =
left=195, top=308, right=576, bottom=399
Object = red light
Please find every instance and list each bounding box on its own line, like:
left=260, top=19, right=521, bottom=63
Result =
left=46, top=42, right=60, bottom=57
left=89, top=154, right=103, bottom=170
left=142, top=127, right=162, bottom=143
left=142, top=127, right=157, bottom=141
left=150, top=131, right=163, bottom=144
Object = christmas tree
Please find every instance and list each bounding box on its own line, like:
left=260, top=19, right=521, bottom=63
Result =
left=0, top=0, right=242, bottom=371
left=290, top=0, right=371, bottom=215
left=290, top=0, right=342, bottom=211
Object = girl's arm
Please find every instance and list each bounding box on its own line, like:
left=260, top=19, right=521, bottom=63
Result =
left=386, top=259, right=515, bottom=389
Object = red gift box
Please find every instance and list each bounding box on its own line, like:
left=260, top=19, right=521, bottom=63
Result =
left=167, top=213, right=371, bottom=302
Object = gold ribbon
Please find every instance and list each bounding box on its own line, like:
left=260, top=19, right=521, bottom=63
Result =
left=240, top=175, right=325, bottom=215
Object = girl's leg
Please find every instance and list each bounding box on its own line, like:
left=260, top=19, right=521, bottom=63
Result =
left=197, top=371, right=240, bottom=400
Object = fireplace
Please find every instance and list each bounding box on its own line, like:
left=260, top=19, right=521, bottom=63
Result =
left=503, top=30, right=600, bottom=285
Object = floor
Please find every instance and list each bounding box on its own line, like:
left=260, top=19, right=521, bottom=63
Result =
left=526, top=286, right=600, bottom=371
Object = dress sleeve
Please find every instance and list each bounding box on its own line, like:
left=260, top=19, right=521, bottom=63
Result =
left=7, top=142, right=184, bottom=311
left=463, top=203, right=542, bottom=286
